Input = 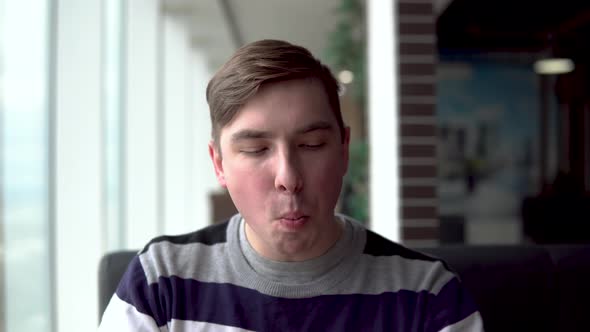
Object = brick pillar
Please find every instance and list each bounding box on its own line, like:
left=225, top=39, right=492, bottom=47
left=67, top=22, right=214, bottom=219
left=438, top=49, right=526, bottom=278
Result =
left=397, top=0, right=439, bottom=246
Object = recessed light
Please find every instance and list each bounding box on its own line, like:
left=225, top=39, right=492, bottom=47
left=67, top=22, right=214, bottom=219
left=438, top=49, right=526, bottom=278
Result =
left=534, top=58, right=574, bottom=75
left=338, top=70, right=354, bottom=84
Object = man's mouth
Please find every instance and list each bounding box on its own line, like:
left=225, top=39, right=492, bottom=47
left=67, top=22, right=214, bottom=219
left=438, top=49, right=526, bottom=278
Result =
left=278, top=213, right=309, bottom=230
left=280, top=212, right=306, bottom=220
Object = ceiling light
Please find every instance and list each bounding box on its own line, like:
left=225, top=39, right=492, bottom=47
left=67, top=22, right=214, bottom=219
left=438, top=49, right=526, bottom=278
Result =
left=338, top=70, right=354, bottom=84
left=534, top=58, right=574, bottom=75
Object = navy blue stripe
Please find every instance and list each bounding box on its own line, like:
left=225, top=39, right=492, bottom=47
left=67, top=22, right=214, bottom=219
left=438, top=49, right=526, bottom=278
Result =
left=162, top=276, right=433, bottom=331
left=120, top=273, right=478, bottom=331
left=425, top=277, right=479, bottom=332
left=116, top=256, right=168, bottom=326
left=140, top=220, right=229, bottom=254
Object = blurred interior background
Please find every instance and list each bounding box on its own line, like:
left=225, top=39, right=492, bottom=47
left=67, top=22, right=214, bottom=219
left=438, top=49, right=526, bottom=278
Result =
left=1, top=0, right=589, bottom=331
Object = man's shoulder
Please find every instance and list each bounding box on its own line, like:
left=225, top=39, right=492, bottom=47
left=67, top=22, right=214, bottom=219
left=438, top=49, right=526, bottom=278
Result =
left=363, top=229, right=431, bottom=259
left=139, top=219, right=231, bottom=255
left=362, top=228, right=454, bottom=272
left=340, top=214, right=443, bottom=264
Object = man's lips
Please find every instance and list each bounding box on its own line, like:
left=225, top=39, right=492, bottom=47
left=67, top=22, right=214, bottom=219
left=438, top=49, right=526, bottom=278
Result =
left=278, top=212, right=307, bottom=220
left=277, top=212, right=309, bottom=230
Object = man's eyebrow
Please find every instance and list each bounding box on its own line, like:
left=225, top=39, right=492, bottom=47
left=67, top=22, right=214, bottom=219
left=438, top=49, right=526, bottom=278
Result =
left=296, top=121, right=334, bottom=134
left=230, top=129, right=272, bottom=142
left=230, top=121, right=334, bottom=143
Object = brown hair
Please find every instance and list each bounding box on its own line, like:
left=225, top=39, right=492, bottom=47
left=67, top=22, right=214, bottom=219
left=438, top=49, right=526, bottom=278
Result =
left=206, top=39, right=344, bottom=148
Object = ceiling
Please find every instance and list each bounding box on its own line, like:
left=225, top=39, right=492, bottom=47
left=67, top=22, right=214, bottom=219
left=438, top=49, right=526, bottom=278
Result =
left=437, top=0, right=590, bottom=61
left=163, top=0, right=590, bottom=69
left=161, top=0, right=459, bottom=71
left=163, top=0, right=342, bottom=71
left=227, top=0, right=341, bottom=59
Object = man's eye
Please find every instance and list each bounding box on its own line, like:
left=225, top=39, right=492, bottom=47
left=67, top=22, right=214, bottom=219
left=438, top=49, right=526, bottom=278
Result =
left=300, top=143, right=325, bottom=150
left=240, top=148, right=267, bottom=155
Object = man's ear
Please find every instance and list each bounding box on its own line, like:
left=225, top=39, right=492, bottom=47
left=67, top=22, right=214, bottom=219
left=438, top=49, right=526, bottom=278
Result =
left=208, top=141, right=227, bottom=187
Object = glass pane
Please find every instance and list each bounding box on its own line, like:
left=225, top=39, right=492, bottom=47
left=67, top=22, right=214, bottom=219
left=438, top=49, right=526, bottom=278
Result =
left=0, top=0, right=52, bottom=331
left=104, top=0, right=124, bottom=251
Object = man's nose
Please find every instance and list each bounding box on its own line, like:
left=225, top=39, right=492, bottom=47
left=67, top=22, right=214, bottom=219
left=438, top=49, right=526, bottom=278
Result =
left=274, top=151, right=303, bottom=194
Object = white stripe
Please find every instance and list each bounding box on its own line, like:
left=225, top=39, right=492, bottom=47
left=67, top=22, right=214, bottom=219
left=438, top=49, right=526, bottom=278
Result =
left=169, top=319, right=255, bottom=332
left=352, top=255, right=454, bottom=295
left=98, top=294, right=166, bottom=332
left=99, top=295, right=257, bottom=332
left=140, top=240, right=455, bottom=297
left=140, top=241, right=235, bottom=285
left=438, top=311, right=484, bottom=332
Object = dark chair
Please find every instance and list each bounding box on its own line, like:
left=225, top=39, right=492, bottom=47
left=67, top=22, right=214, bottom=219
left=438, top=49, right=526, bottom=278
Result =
left=522, top=195, right=590, bottom=244
left=419, top=246, right=556, bottom=332
left=438, top=215, right=465, bottom=244
left=98, top=250, right=137, bottom=322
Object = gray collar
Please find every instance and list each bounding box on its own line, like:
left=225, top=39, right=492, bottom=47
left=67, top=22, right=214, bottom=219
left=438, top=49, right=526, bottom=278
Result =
left=238, top=216, right=352, bottom=285
left=226, top=213, right=366, bottom=298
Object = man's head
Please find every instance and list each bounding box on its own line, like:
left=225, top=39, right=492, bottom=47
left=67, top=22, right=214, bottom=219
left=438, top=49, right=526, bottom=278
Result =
left=206, top=39, right=345, bottom=150
left=206, top=40, right=350, bottom=262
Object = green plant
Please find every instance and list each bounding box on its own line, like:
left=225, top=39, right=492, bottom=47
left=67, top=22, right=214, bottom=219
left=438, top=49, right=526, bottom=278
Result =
left=325, top=0, right=369, bottom=223
left=341, top=140, right=369, bottom=222
left=325, top=0, right=366, bottom=110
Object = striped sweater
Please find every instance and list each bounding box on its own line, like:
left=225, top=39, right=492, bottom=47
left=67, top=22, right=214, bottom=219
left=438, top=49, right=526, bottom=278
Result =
left=99, top=214, right=483, bottom=331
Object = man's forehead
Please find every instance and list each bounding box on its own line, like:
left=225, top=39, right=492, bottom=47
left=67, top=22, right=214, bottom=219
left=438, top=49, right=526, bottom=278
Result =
left=223, top=99, right=334, bottom=131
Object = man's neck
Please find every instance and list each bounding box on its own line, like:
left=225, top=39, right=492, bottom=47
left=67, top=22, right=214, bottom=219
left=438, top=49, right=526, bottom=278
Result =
left=244, top=217, right=344, bottom=262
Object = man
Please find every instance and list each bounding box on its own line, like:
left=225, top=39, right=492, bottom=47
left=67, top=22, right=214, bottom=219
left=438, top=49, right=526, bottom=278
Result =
left=99, top=39, right=483, bottom=331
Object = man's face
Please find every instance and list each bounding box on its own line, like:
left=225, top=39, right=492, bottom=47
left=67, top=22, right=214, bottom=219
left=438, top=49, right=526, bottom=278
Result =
left=209, top=78, right=350, bottom=261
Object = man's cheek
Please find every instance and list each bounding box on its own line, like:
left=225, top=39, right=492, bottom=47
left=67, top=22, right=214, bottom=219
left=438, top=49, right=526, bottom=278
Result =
left=230, top=174, right=267, bottom=203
